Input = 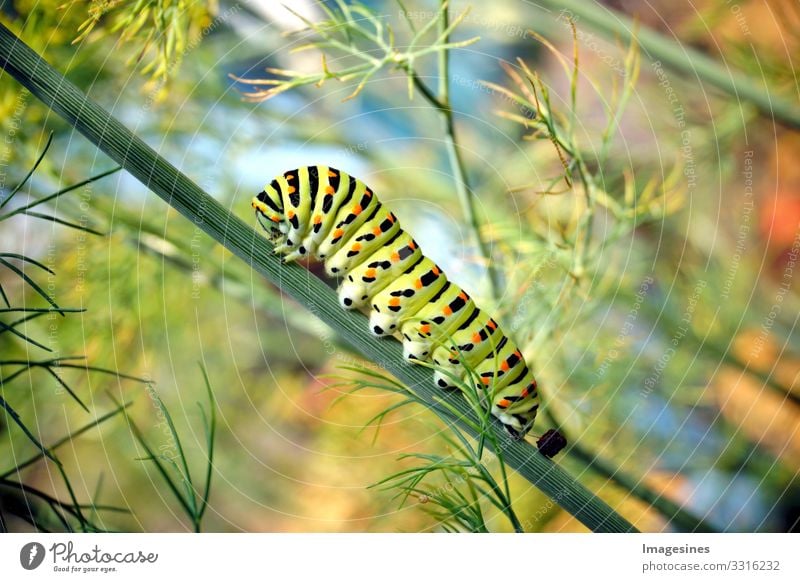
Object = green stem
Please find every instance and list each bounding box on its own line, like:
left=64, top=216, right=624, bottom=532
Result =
left=568, top=437, right=715, bottom=532
left=405, top=2, right=501, bottom=302
left=537, top=402, right=715, bottom=531
left=534, top=0, right=800, bottom=129
left=0, top=22, right=636, bottom=533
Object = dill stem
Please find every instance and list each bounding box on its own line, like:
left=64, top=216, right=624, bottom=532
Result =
left=405, top=2, right=501, bottom=302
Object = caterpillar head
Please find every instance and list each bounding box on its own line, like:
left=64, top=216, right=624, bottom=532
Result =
left=252, top=183, right=285, bottom=241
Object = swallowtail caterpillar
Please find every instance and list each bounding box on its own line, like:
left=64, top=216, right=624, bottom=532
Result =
left=252, top=165, right=551, bottom=443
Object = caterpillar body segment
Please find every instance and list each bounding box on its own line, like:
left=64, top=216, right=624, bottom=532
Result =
left=430, top=310, right=505, bottom=388
left=337, top=231, right=423, bottom=310
left=316, top=180, right=376, bottom=261
left=325, top=209, right=401, bottom=277
left=398, top=282, right=477, bottom=361
left=253, top=165, right=541, bottom=438
left=369, top=257, right=448, bottom=336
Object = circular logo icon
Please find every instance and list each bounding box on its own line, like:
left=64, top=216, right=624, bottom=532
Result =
left=20, top=542, right=46, bottom=570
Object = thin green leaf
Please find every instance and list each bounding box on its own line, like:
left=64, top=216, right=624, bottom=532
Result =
left=0, top=253, right=55, bottom=275
left=0, top=317, right=52, bottom=351
left=0, top=165, right=121, bottom=221
left=0, top=283, right=9, bottom=308
left=150, top=391, right=196, bottom=515
left=0, top=132, right=53, bottom=209
left=0, top=257, right=63, bottom=315
left=22, top=211, right=105, bottom=236
left=1, top=401, right=131, bottom=478
left=196, top=364, right=217, bottom=528
left=0, top=394, right=58, bottom=463
left=41, top=366, right=89, bottom=413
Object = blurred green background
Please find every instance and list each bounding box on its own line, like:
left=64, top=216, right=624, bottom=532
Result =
left=1, top=0, right=799, bottom=532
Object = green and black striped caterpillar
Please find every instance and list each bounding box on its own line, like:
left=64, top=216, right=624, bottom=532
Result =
left=252, top=165, right=540, bottom=439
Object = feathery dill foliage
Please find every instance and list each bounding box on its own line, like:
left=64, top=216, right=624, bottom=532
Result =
left=0, top=137, right=150, bottom=532
left=483, top=25, right=697, bottom=523
left=70, top=0, right=219, bottom=87
left=489, top=25, right=683, bottom=335
left=233, top=0, right=477, bottom=101
left=338, top=362, right=526, bottom=532
left=0, top=139, right=219, bottom=532
left=111, top=366, right=218, bottom=533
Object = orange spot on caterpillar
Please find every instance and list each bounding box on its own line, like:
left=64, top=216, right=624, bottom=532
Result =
left=442, top=306, right=453, bottom=315
left=313, top=215, right=323, bottom=224
left=365, top=268, right=377, bottom=278
left=487, top=319, right=498, bottom=330
left=408, top=241, right=417, bottom=250
left=287, top=210, right=295, bottom=219
left=481, top=377, right=491, bottom=385
left=387, top=213, right=396, bottom=223
left=325, top=186, right=335, bottom=194
left=459, top=291, right=468, bottom=300
left=373, top=226, right=382, bottom=236
left=365, top=190, right=372, bottom=197
left=328, top=170, right=338, bottom=178
left=471, top=333, right=482, bottom=343
left=390, top=252, right=400, bottom=262
left=520, top=387, right=529, bottom=398
left=419, top=324, right=431, bottom=335
left=352, top=204, right=362, bottom=215
left=389, top=298, right=401, bottom=307
left=285, top=174, right=295, bottom=181
left=333, top=228, right=344, bottom=239
left=514, top=350, right=522, bottom=358
left=287, top=186, right=296, bottom=194
left=270, top=215, right=280, bottom=223
left=351, top=243, right=362, bottom=252
left=501, top=361, right=510, bottom=371
left=497, top=398, right=511, bottom=408
left=432, top=266, right=440, bottom=276
left=414, top=279, right=423, bottom=289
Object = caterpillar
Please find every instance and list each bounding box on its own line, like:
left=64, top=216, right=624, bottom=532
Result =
left=251, top=165, right=540, bottom=439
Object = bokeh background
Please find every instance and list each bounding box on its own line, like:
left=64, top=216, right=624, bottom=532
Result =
left=1, top=0, right=799, bottom=532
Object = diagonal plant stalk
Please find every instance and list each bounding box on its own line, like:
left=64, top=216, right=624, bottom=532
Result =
left=433, top=2, right=500, bottom=301
left=0, top=22, right=637, bottom=533
left=533, top=0, right=800, bottom=129
left=566, top=441, right=713, bottom=532
left=540, top=409, right=713, bottom=532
